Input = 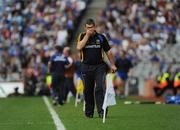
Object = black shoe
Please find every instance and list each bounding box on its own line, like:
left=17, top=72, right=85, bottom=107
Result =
left=85, top=114, right=93, bottom=118
left=52, top=100, right=58, bottom=106
left=99, top=110, right=108, bottom=118
left=58, top=101, right=64, bottom=106
left=99, top=113, right=103, bottom=118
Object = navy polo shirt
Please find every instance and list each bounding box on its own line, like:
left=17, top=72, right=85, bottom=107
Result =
left=77, top=32, right=111, bottom=65
left=50, top=53, right=69, bottom=74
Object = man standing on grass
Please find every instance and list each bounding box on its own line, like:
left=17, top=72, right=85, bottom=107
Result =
left=48, top=45, right=69, bottom=105
left=77, top=18, right=117, bottom=118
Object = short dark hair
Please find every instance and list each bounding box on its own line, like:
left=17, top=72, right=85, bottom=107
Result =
left=85, top=18, right=95, bottom=26
left=55, top=45, right=63, bottom=52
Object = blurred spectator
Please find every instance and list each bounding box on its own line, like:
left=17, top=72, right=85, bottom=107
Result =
left=48, top=45, right=70, bottom=105
left=23, top=66, right=38, bottom=96
left=115, top=50, right=133, bottom=97
left=173, top=70, right=180, bottom=95
left=97, top=0, right=180, bottom=97
left=56, top=25, right=68, bottom=46
left=0, top=0, right=89, bottom=84
left=8, top=87, right=22, bottom=97
left=63, top=47, right=76, bottom=102
left=97, top=0, right=180, bottom=63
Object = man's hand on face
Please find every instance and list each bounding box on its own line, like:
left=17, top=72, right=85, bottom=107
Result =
left=85, top=23, right=95, bottom=37
left=86, top=29, right=94, bottom=37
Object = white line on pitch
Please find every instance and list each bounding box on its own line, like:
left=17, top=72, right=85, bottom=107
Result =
left=43, top=96, right=66, bottom=130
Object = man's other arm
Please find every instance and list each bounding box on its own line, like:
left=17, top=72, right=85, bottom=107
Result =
left=105, top=50, right=117, bottom=72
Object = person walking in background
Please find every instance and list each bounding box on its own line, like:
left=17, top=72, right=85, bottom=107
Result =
left=63, top=47, right=76, bottom=102
left=76, top=18, right=117, bottom=118
left=48, top=45, right=69, bottom=105
left=74, top=52, right=84, bottom=103
left=173, top=70, right=180, bottom=95
left=115, top=50, right=133, bottom=98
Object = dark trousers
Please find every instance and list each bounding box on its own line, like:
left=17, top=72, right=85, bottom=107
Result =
left=64, top=77, right=76, bottom=101
left=81, top=63, right=107, bottom=116
left=174, top=87, right=180, bottom=95
left=51, top=73, right=65, bottom=104
left=154, top=81, right=176, bottom=97
left=154, top=87, right=168, bottom=97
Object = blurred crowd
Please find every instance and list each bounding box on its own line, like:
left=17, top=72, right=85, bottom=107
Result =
left=0, top=0, right=89, bottom=95
left=0, top=0, right=180, bottom=97
left=0, top=0, right=88, bottom=78
left=96, top=0, right=180, bottom=96
left=96, top=0, right=180, bottom=63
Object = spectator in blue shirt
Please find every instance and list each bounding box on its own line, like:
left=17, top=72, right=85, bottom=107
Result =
left=48, top=45, right=69, bottom=105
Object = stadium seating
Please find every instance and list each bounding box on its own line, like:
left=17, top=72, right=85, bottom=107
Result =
left=96, top=0, right=180, bottom=96
left=97, top=0, right=180, bottom=77
left=0, top=0, right=90, bottom=82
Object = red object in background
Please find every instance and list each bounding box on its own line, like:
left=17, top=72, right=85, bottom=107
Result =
left=174, top=81, right=180, bottom=88
left=157, top=0, right=166, bottom=8
left=1, top=29, right=12, bottom=39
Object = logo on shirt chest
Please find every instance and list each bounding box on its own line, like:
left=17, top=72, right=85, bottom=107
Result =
left=54, top=56, right=66, bottom=62
left=85, top=44, right=101, bottom=49
left=96, top=39, right=101, bottom=44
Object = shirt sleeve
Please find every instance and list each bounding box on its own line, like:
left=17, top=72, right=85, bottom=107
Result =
left=68, top=57, right=73, bottom=64
left=49, top=55, right=54, bottom=62
left=128, top=59, right=133, bottom=68
left=77, top=32, right=85, bottom=43
left=101, top=34, right=111, bottom=52
left=65, top=57, right=70, bottom=65
left=115, top=58, right=119, bottom=68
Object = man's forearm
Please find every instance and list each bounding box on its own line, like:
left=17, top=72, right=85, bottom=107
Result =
left=77, top=35, right=89, bottom=50
left=106, top=50, right=115, bottom=65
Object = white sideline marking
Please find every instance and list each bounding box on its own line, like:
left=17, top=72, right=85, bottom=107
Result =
left=43, top=96, right=66, bottom=130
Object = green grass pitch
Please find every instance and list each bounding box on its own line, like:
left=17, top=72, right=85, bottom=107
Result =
left=0, top=97, right=180, bottom=130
